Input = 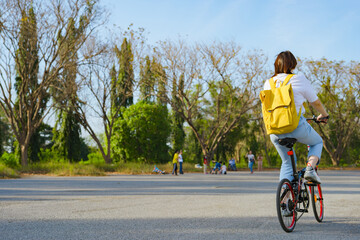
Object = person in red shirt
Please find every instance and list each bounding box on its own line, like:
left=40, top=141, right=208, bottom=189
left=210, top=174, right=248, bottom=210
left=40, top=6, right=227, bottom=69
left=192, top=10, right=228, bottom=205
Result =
left=203, top=156, right=208, bottom=174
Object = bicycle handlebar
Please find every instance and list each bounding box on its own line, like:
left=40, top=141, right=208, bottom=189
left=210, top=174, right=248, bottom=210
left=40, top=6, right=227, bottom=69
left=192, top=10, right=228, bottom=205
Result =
left=306, top=115, right=329, bottom=124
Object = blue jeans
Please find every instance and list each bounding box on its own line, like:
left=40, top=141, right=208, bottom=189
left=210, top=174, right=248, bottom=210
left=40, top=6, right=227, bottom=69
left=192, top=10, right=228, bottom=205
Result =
left=248, top=161, right=254, bottom=173
left=270, top=116, right=323, bottom=182
left=179, top=162, right=183, bottom=174
left=172, top=163, right=177, bottom=175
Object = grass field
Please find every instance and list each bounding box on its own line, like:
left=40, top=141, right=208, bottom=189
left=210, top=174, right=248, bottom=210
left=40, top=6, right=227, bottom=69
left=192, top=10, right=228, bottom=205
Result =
left=1, top=160, right=359, bottom=179
left=0, top=161, right=204, bottom=178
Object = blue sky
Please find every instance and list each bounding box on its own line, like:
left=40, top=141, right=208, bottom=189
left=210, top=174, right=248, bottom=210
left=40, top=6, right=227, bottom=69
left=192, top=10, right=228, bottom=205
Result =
left=101, top=0, right=360, bottom=62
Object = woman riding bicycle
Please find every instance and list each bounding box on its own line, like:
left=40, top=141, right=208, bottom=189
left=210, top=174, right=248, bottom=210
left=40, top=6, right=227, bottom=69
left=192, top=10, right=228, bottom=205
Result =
left=263, top=51, right=329, bottom=183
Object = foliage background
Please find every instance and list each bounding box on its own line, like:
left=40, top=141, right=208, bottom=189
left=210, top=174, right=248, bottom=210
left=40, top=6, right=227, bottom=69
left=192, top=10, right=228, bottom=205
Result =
left=0, top=0, right=359, bottom=178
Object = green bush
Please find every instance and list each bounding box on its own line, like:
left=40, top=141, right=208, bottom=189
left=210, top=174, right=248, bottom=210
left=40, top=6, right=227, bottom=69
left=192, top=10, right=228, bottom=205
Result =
left=39, top=148, right=64, bottom=163
left=86, top=152, right=105, bottom=164
left=0, top=152, right=20, bottom=169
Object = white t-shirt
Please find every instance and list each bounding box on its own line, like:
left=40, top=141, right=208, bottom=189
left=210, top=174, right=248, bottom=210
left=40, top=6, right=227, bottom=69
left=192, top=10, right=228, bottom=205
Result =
left=178, top=154, right=183, bottom=163
left=247, top=154, right=255, bottom=162
left=221, top=165, right=226, bottom=173
left=263, top=73, right=318, bottom=114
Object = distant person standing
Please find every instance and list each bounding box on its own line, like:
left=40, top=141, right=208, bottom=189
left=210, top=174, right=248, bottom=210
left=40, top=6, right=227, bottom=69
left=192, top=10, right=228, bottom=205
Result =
left=246, top=150, right=255, bottom=174
left=179, top=150, right=184, bottom=174
left=172, top=150, right=179, bottom=175
left=257, top=154, right=263, bottom=171
left=221, top=162, right=227, bottom=174
left=203, top=156, right=208, bottom=174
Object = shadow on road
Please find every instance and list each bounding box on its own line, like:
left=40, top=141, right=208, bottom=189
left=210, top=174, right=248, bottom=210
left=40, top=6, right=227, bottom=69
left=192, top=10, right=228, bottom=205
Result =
left=1, top=216, right=359, bottom=240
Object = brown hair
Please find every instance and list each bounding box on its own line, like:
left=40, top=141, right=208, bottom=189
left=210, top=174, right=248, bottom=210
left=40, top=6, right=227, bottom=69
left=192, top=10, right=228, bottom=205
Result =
left=273, top=51, right=297, bottom=77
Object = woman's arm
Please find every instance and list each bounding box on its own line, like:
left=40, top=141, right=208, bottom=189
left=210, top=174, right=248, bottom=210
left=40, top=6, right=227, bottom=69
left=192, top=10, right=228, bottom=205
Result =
left=309, top=99, right=329, bottom=121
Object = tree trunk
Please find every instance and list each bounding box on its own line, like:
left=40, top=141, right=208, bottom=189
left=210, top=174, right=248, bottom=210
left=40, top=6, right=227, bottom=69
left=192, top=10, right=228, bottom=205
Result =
left=323, top=142, right=340, bottom=166
left=203, top=150, right=213, bottom=174
left=20, top=144, right=29, bottom=166
left=82, top=120, right=113, bottom=164
left=330, top=154, right=340, bottom=166
left=98, top=145, right=111, bottom=164
left=263, top=145, right=271, bottom=166
left=104, top=155, right=111, bottom=164
left=105, top=135, right=112, bottom=164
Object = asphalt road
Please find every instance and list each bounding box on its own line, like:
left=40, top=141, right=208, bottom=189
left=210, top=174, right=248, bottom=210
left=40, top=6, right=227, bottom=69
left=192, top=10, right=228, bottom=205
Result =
left=0, top=170, right=359, bottom=240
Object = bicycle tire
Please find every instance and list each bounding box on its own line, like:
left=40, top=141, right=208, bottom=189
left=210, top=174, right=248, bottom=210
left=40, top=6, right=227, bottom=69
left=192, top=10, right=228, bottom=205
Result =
left=311, top=184, right=324, bottom=222
left=276, top=179, right=296, bottom=232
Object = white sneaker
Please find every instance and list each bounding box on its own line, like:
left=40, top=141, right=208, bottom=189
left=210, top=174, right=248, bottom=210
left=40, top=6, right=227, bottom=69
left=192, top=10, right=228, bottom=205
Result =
left=304, top=166, right=321, bottom=184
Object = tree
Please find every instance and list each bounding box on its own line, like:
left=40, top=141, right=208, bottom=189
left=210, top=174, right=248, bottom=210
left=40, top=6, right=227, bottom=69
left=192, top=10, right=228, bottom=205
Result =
left=51, top=13, right=90, bottom=162
left=75, top=31, right=141, bottom=164
left=0, top=0, right=103, bottom=166
left=153, top=60, right=168, bottom=106
left=0, top=1, right=44, bottom=165
left=184, top=127, right=203, bottom=163
left=156, top=40, right=267, bottom=162
left=75, top=47, right=115, bottom=164
left=114, top=38, right=134, bottom=109
left=139, top=56, right=155, bottom=102
left=52, top=110, right=82, bottom=161
left=171, top=73, right=185, bottom=151
left=112, top=101, right=171, bottom=163
left=300, top=59, right=360, bottom=166
left=13, top=6, right=47, bottom=162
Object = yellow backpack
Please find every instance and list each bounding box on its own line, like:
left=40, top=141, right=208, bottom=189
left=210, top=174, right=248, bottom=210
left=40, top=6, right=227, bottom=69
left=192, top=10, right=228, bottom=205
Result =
left=259, top=74, right=301, bottom=135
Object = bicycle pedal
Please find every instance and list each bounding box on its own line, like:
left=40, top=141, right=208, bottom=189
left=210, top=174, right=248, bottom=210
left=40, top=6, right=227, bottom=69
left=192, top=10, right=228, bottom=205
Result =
left=296, top=209, right=308, bottom=213
left=304, top=181, right=318, bottom=186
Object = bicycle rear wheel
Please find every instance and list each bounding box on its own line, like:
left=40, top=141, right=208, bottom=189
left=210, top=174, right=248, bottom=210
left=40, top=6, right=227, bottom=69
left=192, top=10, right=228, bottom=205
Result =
left=311, top=184, right=324, bottom=222
left=276, top=179, right=296, bottom=232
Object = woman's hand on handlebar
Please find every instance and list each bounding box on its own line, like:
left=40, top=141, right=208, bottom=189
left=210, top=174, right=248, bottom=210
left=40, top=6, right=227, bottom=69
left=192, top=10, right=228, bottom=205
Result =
left=307, top=115, right=329, bottom=124
left=317, top=114, right=329, bottom=123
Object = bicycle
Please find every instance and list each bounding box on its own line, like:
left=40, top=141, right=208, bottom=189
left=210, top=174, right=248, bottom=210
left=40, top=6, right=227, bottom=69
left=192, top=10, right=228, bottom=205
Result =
left=276, top=116, right=327, bottom=232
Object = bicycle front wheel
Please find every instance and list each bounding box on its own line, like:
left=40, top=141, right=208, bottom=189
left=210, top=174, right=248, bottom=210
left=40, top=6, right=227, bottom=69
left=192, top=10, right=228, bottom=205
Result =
left=311, top=184, right=324, bottom=222
left=276, top=179, right=296, bottom=232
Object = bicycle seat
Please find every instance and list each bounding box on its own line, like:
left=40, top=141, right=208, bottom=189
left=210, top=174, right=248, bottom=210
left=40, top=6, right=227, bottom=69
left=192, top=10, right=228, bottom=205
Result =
left=278, top=138, right=297, bottom=148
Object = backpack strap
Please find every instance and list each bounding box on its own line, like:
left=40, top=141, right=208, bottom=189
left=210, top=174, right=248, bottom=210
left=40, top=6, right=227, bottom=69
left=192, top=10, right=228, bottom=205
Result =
left=269, top=78, right=276, bottom=90
left=269, top=74, right=294, bottom=89
left=282, top=74, right=304, bottom=113
left=282, top=74, right=295, bottom=86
